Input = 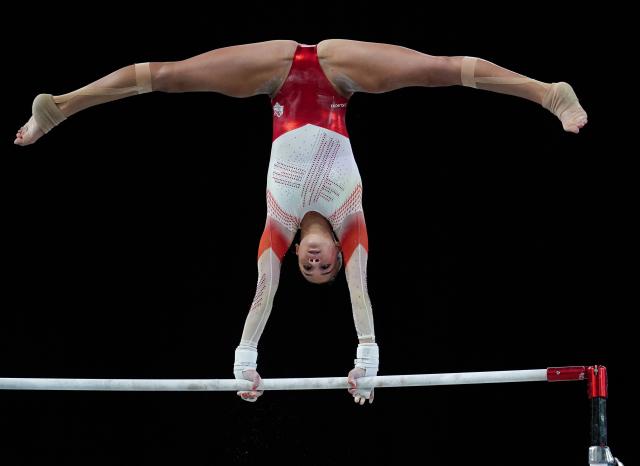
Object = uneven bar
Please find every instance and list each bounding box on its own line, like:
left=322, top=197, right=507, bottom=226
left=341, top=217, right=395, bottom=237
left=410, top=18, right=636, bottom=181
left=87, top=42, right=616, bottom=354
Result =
left=0, top=369, right=549, bottom=391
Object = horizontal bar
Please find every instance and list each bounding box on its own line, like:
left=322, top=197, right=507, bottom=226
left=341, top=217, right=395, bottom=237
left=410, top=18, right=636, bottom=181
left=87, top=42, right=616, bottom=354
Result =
left=0, top=369, right=549, bottom=391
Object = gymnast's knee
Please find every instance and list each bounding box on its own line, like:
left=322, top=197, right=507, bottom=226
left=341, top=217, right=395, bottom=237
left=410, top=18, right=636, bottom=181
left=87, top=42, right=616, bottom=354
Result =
left=424, top=55, right=463, bottom=86
left=148, top=62, right=179, bottom=93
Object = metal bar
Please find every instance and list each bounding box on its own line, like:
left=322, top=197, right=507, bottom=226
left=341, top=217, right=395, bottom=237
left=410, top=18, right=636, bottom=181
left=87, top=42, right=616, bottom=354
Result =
left=0, top=369, right=549, bottom=391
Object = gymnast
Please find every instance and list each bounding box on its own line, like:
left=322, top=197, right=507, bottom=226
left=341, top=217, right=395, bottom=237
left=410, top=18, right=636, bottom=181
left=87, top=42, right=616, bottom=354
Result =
left=14, top=39, right=587, bottom=405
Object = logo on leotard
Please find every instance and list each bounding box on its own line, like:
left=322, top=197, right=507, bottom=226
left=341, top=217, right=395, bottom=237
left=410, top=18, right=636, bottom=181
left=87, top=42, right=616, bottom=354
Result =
left=273, top=102, right=284, bottom=117
left=331, top=103, right=347, bottom=109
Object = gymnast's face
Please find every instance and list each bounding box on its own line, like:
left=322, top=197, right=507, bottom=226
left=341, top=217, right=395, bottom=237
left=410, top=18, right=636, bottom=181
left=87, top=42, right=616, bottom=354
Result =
left=295, top=234, right=341, bottom=284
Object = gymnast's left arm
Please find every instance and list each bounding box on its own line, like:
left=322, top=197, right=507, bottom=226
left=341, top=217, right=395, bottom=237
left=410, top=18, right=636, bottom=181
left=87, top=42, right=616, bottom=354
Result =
left=337, top=212, right=378, bottom=405
left=233, top=217, right=296, bottom=402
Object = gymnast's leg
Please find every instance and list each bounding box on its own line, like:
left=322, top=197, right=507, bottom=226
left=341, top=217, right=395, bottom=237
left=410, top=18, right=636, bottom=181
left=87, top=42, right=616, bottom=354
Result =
left=14, top=40, right=298, bottom=146
left=319, top=39, right=587, bottom=133
left=457, top=56, right=587, bottom=133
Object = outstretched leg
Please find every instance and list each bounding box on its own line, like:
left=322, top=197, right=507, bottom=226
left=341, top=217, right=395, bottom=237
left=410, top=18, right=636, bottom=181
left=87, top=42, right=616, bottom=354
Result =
left=15, top=40, right=298, bottom=146
left=15, top=63, right=153, bottom=145
left=318, top=39, right=587, bottom=133
left=459, top=56, right=587, bottom=133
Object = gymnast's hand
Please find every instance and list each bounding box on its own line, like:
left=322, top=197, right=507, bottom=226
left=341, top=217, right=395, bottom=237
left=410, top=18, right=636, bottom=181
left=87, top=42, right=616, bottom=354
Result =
left=348, top=342, right=379, bottom=405
left=233, top=343, right=263, bottom=402
left=348, top=367, right=375, bottom=405
left=236, top=368, right=264, bottom=402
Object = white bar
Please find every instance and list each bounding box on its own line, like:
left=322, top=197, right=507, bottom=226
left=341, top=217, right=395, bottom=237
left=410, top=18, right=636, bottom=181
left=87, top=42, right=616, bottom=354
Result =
left=0, top=369, right=548, bottom=391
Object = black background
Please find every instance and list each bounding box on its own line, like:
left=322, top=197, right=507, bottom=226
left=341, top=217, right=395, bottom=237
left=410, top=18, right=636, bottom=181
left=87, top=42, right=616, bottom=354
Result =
left=1, top=4, right=634, bottom=465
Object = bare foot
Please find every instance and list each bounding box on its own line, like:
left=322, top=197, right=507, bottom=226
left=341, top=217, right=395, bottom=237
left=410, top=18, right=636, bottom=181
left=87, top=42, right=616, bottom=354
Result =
left=14, top=115, right=45, bottom=146
left=15, top=94, right=68, bottom=146
left=543, top=82, right=588, bottom=134
left=558, top=100, right=588, bottom=134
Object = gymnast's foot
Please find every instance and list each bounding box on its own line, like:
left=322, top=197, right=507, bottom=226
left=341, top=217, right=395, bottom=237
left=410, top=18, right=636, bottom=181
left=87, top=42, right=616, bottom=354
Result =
left=14, top=116, right=45, bottom=146
left=542, top=82, right=588, bottom=134
left=14, top=94, right=67, bottom=146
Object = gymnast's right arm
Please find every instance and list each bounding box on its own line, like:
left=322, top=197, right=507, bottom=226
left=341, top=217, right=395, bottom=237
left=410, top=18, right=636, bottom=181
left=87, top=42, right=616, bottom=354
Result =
left=234, top=217, right=296, bottom=402
left=15, top=40, right=299, bottom=145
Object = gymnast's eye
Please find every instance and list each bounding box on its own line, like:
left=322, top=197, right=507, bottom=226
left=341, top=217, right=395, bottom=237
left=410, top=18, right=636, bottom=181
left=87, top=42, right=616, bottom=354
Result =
left=303, top=265, right=312, bottom=271
left=321, top=264, right=330, bottom=270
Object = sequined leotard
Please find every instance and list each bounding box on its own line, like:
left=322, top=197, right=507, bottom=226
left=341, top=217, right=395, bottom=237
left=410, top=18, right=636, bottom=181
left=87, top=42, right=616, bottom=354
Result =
left=240, top=44, right=374, bottom=346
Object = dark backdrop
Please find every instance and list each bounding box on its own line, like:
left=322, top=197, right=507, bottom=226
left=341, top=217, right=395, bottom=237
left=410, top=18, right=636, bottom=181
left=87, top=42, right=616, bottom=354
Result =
left=1, top=4, right=634, bottom=466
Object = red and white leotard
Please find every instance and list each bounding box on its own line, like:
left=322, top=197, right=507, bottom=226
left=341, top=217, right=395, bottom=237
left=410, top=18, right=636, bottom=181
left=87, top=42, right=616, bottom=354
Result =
left=240, top=44, right=374, bottom=346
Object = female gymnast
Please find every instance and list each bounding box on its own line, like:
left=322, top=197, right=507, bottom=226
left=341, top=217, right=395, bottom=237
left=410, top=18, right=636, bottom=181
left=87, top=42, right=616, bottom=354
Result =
left=14, top=39, right=587, bottom=405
